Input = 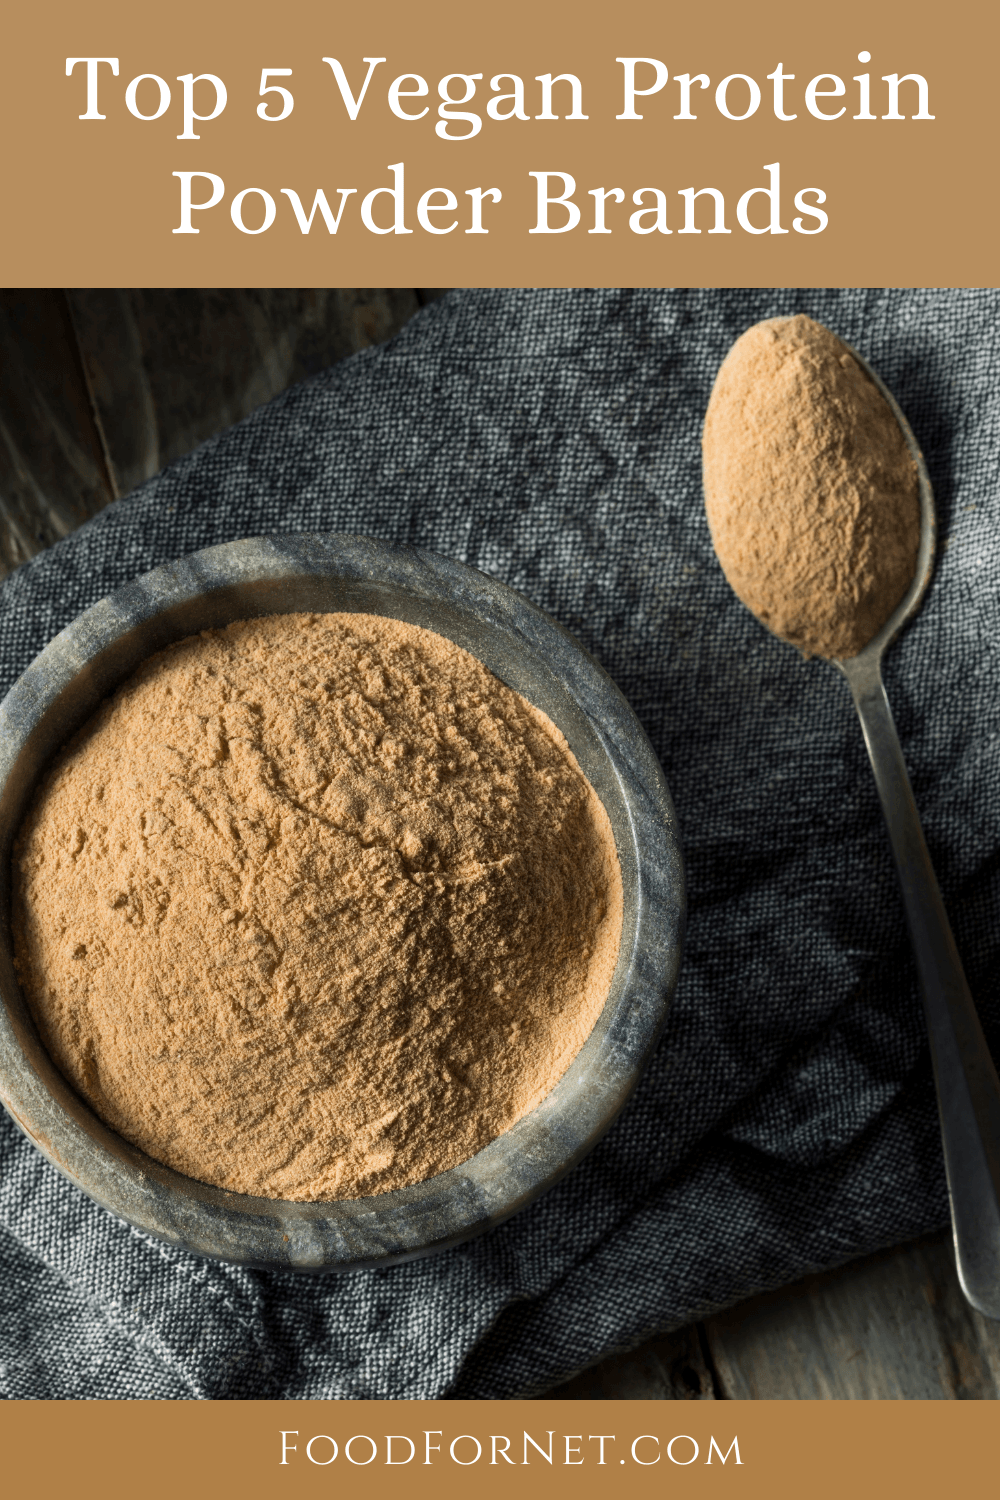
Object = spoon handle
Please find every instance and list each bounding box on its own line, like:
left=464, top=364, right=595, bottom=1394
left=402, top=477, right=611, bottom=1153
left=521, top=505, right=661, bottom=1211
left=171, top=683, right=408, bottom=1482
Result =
left=843, top=652, right=1000, bottom=1319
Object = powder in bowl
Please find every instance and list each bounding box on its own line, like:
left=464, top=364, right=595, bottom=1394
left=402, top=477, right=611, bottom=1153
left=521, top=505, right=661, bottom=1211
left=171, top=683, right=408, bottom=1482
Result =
left=702, top=314, right=921, bottom=659
left=13, top=612, right=622, bottom=1202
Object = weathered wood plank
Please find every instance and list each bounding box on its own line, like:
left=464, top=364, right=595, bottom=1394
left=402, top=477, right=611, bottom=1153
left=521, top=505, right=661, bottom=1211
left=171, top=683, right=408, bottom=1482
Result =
left=538, top=1231, right=1000, bottom=1400
left=0, top=290, right=113, bottom=576
left=0, top=288, right=428, bottom=582
left=540, top=1324, right=717, bottom=1400
left=67, top=289, right=424, bottom=500
left=704, top=1229, right=1000, bottom=1399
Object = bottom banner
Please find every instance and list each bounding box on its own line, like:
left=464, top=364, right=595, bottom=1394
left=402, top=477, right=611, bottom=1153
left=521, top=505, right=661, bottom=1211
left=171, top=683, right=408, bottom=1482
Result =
left=4, top=1399, right=993, bottom=1500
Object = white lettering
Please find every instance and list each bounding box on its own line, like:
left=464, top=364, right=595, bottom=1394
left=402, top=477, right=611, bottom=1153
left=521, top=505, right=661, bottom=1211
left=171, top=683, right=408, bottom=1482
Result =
left=793, top=187, right=828, bottom=233
left=65, top=57, right=118, bottom=119
left=450, top=1436, right=482, bottom=1465
left=667, top=1435, right=699, bottom=1466
left=678, top=186, right=730, bottom=234
left=321, top=57, right=385, bottom=120
left=882, top=73, right=934, bottom=119
left=767, top=63, right=797, bottom=120
left=523, top=1431, right=554, bottom=1465
left=417, top=188, right=458, bottom=234
left=805, top=74, right=846, bottom=120
left=528, top=172, right=580, bottom=233
left=388, top=74, right=429, bottom=120
left=706, top=1436, right=743, bottom=1465
left=172, top=171, right=225, bottom=233
left=280, top=187, right=356, bottom=233
left=674, top=73, right=709, bottom=119
left=488, top=75, right=527, bottom=121
left=306, top=1436, right=337, bottom=1466
left=465, top=186, right=501, bottom=233
left=589, top=186, right=624, bottom=233
left=535, top=73, right=587, bottom=120
left=716, top=73, right=761, bottom=121
left=345, top=1435, right=377, bottom=1466
left=854, top=52, right=875, bottom=119
left=175, top=72, right=227, bottom=140
left=231, top=188, right=276, bottom=234
left=491, top=1436, right=515, bottom=1465
left=616, top=57, right=668, bottom=119
left=437, top=74, right=483, bottom=139
left=125, top=75, right=170, bottom=121
left=360, top=162, right=412, bottom=234
left=736, top=162, right=788, bottom=234
left=630, top=188, right=671, bottom=234
left=258, top=69, right=294, bottom=121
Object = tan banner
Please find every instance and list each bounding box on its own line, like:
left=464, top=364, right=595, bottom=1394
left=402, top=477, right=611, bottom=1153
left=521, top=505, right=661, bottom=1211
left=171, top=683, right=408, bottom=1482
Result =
left=2, top=1398, right=997, bottom=1497
left=4, top=0, right=995, bottom=286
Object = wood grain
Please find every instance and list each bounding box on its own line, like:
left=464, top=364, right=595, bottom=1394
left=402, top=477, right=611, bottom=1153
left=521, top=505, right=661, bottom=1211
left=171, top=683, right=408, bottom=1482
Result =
left=0, top=288, right=426, bottom=581
left=541, top=1324, right=718, bottom=1400
left=540, top=1229, right=1000, bottom=1399
left=0, top=291, right=114, bottom=575
left=67, top=288, right=423, bottom=500
left=705, top=1229, right=1000, bottom=1399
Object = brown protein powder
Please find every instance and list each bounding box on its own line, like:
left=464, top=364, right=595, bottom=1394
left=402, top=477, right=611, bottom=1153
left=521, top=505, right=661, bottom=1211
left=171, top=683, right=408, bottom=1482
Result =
left=13, top=613, right=622, bottom=1201
left=702, top=314, right=921, bottom=659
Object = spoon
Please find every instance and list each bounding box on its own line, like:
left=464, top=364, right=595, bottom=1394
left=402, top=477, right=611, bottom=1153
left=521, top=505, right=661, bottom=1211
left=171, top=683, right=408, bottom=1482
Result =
left=833, top=342, right=1000, bottom=1320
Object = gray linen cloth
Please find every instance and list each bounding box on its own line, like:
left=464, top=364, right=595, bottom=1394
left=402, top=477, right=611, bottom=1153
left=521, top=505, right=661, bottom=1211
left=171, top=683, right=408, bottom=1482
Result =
left=1, top=288, right=997, bottom=1399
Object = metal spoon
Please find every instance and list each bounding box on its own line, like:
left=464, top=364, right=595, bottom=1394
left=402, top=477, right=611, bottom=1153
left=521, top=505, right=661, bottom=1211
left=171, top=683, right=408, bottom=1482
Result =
left=833, top=343, right=1000, bottom=1320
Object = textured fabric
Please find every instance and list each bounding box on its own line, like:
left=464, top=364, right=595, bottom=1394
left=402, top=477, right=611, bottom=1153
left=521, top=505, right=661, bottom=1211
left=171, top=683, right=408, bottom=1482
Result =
left=1, top=288, right=997, bottom=1400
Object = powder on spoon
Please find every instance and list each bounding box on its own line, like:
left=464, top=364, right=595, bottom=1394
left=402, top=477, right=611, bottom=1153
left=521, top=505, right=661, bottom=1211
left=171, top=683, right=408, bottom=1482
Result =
left=13, top=612, right=622, bottom=1202
left=702, top=314, right=921, bottom=659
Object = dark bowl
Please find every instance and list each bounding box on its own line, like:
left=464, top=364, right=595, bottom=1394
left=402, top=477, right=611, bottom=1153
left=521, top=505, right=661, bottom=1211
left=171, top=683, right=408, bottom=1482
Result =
left=0, top=534, right=684, bottom=1270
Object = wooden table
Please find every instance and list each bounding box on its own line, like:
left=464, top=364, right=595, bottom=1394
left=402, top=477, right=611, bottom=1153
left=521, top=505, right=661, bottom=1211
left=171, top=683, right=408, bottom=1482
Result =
left=2, top=288, right=998, bottom=1400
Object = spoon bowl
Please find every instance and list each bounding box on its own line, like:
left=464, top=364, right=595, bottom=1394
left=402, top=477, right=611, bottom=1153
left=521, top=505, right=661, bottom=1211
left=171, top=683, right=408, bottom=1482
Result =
left=831, top=341, right=937, bottom=671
